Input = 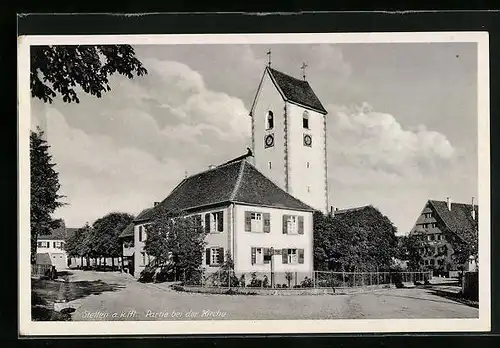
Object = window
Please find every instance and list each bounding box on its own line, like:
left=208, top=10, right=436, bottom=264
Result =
left=430, top=234, right=435, bottom=241
left=307, top=186, right=310, bottom=193
left=302, top=111, right=309, bottom=129
left=430, top=259, right=435, bottom=265
left=282, top=248, right=304, bottom=265
left=268, top=161, right=272, bottom=169
left=423, top=212, right=432, bottom=218
left=139, top=225, right=146, bottom=242
left=37, top=241, right=43, bottom=248
left=266, top=110, right=274, bottom=130
left=251, top=247, right=271, bottom=265
left=38, top=241, right=49, bottom=248
left=205, top=211, right=224, bottom=233
left=430, top=223, right=437, bottom=228
left=245, top=211, right=270, bottom=233
left=425, top=259, right=429, bottom=265
left=427, top=235, right=432, bottom=241
left=306, top=161, right=310, bottom=168
left=206, top=247, right=224, bottom=266
left=141, top=252, right=147, bottom=266
left=282, top=215, right=304, bottom=235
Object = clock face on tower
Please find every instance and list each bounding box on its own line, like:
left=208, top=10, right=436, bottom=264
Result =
left=264, top=134, right=275, bottom=148
left=303, top=134, right=312, bottom=147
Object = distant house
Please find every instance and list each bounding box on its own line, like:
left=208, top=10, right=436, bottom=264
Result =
left=408, top=197, right=478, bottom=277
left=127, top=153, right=315, bottom=285
left=36, top=226, right=79, bottom=269
left=118, top=222, right=136, bottom=275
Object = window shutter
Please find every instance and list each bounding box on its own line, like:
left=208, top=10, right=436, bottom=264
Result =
left=218, top=248, right=224, bottom=264
left=263, top=213, right=271, bottom=233
left=139, top=226, right=142, bottom=242
left=298, top=216, right=304, bottom=234
left=282, top=248, right=288, bottom=264
left=298, top=249, right=304, bottom=264
left=245, top=211, right=251, bottom=232
left=251, top=247, right=256, bottom=265
left=217, top=212, right=224, bottom=232
left=205, top=213, right=211, bottom=233
left=206, top=248, right=211, bottom=265
left=264, top=248, right=270, bottom=264
left=282, top=215, right=288, bottom=234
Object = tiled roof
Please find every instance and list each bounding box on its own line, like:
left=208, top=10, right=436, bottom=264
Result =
left=119, top=223, right=135, bottom=238
left=267, top=67, right=328, bottom=114
left=428, top=200, right=478, bottom=242
left=135, top=158, right=314, bottom=222
left=135, top=208, right=153, bottom=222
left=332, top=205, right=371, bottom=216
left=38, top=227, right=79, bottom=241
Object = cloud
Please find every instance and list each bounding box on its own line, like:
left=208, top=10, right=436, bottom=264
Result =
left=33, top=58, right=252, bottom=226
left=327, top=102, right=457, bottom=184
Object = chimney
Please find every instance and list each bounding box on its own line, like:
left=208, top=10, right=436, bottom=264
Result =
left=472, top=197, right=476, bottom=220
left=154, top=202, right=159, bottom=207
left=446, top=197, right=452, bottom=211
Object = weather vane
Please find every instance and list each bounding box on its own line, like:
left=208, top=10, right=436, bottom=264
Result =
left=266, top=49, right=272, bottom=67
left=301, top=62, right=308, bottom=80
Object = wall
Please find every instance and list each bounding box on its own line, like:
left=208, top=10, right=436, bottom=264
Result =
left=36, top=239, right=67, bottom=269
left=251, top=71, right=287, bottom=190
left=233, top=204, right=313, bottom=276
left=286, top=102, right=328, bottom=213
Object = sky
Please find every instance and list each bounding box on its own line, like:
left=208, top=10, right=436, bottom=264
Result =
left=30, top=42, right=479, bottom=235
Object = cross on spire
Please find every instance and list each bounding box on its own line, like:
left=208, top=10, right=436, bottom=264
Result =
left=266, top=49, right=272, bottom=67
left=301, top=62, right=308, bottom=80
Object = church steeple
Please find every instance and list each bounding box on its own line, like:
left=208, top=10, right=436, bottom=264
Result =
left=249, top=64, right=328, bottom=213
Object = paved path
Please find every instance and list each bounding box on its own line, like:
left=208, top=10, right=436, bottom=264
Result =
left=63, top=270, right=478, bottom=321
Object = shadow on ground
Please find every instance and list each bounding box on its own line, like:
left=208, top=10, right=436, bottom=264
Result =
left=427, top=289, right=478, bottom=308
left=31, top=278, right=125, bottom=321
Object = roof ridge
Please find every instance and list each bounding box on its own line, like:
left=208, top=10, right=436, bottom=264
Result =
left=230, top=160, right=246, bottom=201
left=185, top=159, right=243, bottom=180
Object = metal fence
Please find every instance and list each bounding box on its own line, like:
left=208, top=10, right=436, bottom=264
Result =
left=183, top=270, right=432, bottom=289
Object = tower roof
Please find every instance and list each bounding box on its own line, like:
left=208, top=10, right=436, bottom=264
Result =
left=250, top=66, right=328, bottom=116
left=133, top=157, right=315, bottom=222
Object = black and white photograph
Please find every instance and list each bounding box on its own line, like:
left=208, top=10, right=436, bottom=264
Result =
left=18, top=31, right=490, bottom=335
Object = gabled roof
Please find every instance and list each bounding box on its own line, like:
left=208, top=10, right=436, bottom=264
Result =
left=427, top=200, right=478, bottom=242
left=36, top=253, right=52, bottom=265
left=119, top=223, right=135, bottom=239
left=250, top=67, right=328, bottom=116
left=38, top=227, right=79, bottom=241
left=134, top=158, right=314, bottom=222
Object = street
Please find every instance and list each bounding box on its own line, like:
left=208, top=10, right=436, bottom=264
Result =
left=43, top=270, right=480, bottom=321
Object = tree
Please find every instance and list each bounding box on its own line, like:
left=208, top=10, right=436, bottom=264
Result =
left=396, top=234, right=430, bottom=271
left=313, top=206, right=399, bottom=273
left=31, top=45, right=148, bottom=104
left=65, top=223, right=92, bottom=266
left=91, top=212, right=135, bottom=268
left=144, top=206, right=206, bottom=282
left=30, top=128, right=65, bottom=264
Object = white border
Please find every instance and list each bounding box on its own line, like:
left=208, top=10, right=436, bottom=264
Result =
left=18, top=32, right=491, bottom=336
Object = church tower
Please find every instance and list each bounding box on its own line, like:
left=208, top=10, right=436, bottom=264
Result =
left=249, top=64, right=329, bottom=213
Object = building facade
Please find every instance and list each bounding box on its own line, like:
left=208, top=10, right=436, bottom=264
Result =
left=249, top=67, right=329, bottom=214
left=409, top=198, right=478, bottom=276
left=125, top=158, right=315, bottom=284
left=36, top=226, right=78, bottom=270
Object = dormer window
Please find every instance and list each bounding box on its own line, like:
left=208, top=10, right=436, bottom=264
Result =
left=266, top=111, right=274, bottom=130
left=302, top=111, right=309, bottom=129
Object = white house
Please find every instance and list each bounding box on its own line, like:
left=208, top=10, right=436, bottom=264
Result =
left=36, top=226, right=78, bottom=270
left=129, top=156, right=315, bottom=285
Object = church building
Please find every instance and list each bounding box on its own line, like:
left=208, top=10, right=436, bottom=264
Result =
left=123, top=64, right=329, bottom=285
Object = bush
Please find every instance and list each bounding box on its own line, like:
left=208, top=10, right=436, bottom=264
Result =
left=171, top=284, right=184, bottom=292
left=300, top=276, right=314, bottom=288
